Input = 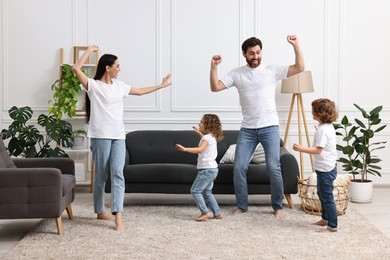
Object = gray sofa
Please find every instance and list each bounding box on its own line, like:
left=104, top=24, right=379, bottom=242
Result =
left=0, top=139, right=76, bottom=234
left=105, top=130, right=299, bottom=208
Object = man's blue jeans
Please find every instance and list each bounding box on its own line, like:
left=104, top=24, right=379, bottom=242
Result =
left=233, top=126, right=284, bottom=212
left=191, top=168, right=221, bottom=217
left=90, top=138, right=125, bottom=215
left=316, top=166, right=338, bottom=230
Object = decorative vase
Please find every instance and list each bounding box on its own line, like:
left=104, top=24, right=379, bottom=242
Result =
left=349, top=180, right=373, bottom=203
left=72, top=136, right=85, bottom=150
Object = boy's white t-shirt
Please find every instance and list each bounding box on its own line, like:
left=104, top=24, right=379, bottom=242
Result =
left=313, top=123, right=338, bottom=172
left=221, top=64, right=288, bottom=128
left=197, top=134, right=218, bottom=169
left=86, top=78, right=131, bottom=139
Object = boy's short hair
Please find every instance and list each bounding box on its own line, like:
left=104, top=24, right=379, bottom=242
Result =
left=311, top=98, right=338, bottom=123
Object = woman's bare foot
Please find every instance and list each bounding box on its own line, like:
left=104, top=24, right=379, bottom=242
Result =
left=275, top=210, right=285, bottom=218
left=195, top=212, right=212, bottom=221
left=97, top=212, right=115, bottom=221
left=229, top=208, right=244, bottom=215
left=213, top=215, right=223, bottom=220
left=312, top=220, right=328, bottom=226
left=115, top=212, right=124, bottom=232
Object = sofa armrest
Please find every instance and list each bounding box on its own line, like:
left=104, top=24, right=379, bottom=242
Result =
left=280, top=146, right=299, bottom=193
left=12, top=158, right=75, bottom=176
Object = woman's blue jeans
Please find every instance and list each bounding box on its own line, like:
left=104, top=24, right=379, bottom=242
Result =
left=233, top=126, right=284, bottom=212
left=90, top=138, right=125, bottom=214
left=316, top=166, right=338, bottom=230
left=191, top=168, right=221, bottom=216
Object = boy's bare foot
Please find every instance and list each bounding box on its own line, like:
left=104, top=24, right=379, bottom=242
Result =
left=229, top=208, right=244, bottom=215
left=115, top=212, right=124, bottom=232
left=312, top=220, right=328, bottom=226
left=97, top=212, right=115, bottom=221
left=274, top=210, right=285, bottom=218
left=195, top=212, right=212, bottom=221
left=213, top=215, right=223, bottom=220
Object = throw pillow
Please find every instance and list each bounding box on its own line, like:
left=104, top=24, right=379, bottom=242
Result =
left=219, top=144, right=265, bottom=164
left=219, top=144, right=236, bottom=164
left=0, top=139, right=16, bottom=168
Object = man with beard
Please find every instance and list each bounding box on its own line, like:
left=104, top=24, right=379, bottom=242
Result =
left=209, top=35, right=304, bottom=218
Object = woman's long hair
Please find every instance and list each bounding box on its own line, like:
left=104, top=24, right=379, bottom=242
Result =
left=85, top=54, right=118, bottom=123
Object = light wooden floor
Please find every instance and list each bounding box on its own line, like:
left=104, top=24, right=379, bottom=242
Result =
left=1, top=186, right=389, bottom=258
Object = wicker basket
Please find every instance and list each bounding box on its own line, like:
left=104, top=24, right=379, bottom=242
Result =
left=298, top=178, right=350, bottom=216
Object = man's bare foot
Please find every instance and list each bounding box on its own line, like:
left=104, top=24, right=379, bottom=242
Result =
left=195, top=212, right=212, bottom=221
left=213, top=215, right=223, bottom=220
left=311, top=220, right=328, bottom=226
left=115, top=212, right=124, bottom=232
left=274, top=210, right=285, bottom=218
left=229, top=208, right=244, bottom=215
left=97, top=212, right=115, bottom=221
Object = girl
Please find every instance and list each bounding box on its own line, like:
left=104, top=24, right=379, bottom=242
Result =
left=72, top=45, right=171, bottom=231
left=176, top=114, right=224, bottom=221
left=293, top=98, right=339, bottom=233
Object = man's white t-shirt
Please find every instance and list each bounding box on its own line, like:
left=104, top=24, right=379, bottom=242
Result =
left=313, top=123, right=338, bottom=172
left=86, top=78, right=131, bottom=139
left=197, top=134, right=218, bottom=169
left=221, top=64, right=288, bottom=128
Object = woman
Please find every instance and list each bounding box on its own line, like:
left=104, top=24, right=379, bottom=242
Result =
left=73, top=45, right=171, bottom=231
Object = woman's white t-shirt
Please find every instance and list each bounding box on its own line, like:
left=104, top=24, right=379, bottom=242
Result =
left=313, top=123, right=338, bottom=172
left=86, top=78, right=131, bottom=139
left=197, top=134, right=218, bottom=169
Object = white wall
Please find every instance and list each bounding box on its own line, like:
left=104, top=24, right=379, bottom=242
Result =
left=1, top=0, right=389, bottom=184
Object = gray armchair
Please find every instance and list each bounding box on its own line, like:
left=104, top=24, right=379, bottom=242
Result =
left=0, top=139, right=76, bottom=234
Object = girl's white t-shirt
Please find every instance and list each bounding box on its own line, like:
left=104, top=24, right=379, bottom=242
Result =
left=313, top=123, right=338, bottom=172
left=86, top=78, right=131, bottom=139
left=197, top=134, right=218, bottom=169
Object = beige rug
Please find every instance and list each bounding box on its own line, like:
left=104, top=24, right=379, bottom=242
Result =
left=4, top=199, right=390, bottom=260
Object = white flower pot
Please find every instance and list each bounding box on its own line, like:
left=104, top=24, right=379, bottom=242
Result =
left=72, top=136, right=85, bottom=150
left=349, top=180, right=373, bottom=203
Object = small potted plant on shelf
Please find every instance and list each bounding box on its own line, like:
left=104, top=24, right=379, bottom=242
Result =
left=48, top=64, right=83, bottom=120
left=72, top=129, right=87, bottom=150
left=333, top=104, right=387, bottom=203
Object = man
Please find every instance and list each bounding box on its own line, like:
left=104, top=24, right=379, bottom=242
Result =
left=210, top=35, right=304, bottom=218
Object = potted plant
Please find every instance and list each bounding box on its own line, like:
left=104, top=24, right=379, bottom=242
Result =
left=1, top=106, right=73, bottom=157
left=48, top=64, right=83, bottom=120
left=333, top=104, right=387, bottom=203
left=72, top=129, right=87, bottom=150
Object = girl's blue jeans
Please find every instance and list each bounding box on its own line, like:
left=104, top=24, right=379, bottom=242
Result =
left=90, top=138, right=125, bottom=214
left=191, top=168, right=221, bottom=216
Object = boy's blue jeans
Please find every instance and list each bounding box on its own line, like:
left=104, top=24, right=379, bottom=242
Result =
left=90, top=138, right=125, bottom=215
left=233, top=126, right=284, bottom=212
left=316, top=166, right=338, bottom=230
left=191, top=168, right=221, bottom=217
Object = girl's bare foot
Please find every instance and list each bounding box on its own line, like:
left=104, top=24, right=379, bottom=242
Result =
left=275, top=210, right=285, bottom=218
left=115, top=212, right=124, bottom=232
left=195, top=212, right=212, bottom=221
left=312, top=220, right=327, bottom=226
left=97, top=212, right=115, bottom=221
left=213, top=215, right=223, bottom=220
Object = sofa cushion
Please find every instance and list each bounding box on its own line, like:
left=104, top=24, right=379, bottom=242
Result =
left=0, top=139, right=16, bottom=169
left=123, top=164, right=198, bottom=184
